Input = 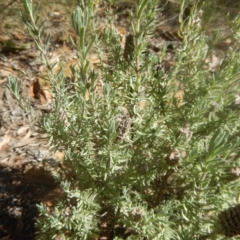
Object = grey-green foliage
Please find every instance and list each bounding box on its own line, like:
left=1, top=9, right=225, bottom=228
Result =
left=16, top=0, right=240, bottom=239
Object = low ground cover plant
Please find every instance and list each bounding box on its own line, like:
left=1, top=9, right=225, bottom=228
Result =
left=8, top=0, right=240, bottom=239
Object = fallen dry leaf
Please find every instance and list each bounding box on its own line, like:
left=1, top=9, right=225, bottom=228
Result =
left=29, top=77, right=52, bottom=104
left=0, top=129, right=11, bottom=150
left=0, top=69, right=12, bottom=78
left=11, top=32, right=26, bottom=41
left=0, top=154, right=25, bottom=169
left=17, top=125, right=30, bottom=135
left=0, top=79, right=8, bottom=84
